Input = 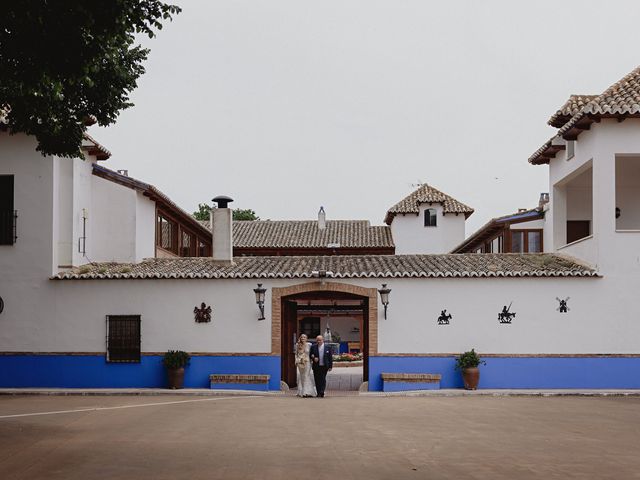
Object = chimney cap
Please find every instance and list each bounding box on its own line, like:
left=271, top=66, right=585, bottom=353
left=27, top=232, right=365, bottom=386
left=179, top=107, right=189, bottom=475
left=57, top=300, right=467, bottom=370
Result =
left=212, top=195, right=234, bottom=208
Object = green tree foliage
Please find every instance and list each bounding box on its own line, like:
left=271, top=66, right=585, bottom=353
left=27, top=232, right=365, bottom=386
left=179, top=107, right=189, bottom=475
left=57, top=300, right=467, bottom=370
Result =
left=0, top=1, right=181, bottom=158
left=233, top=209, right=259, bottom=221
left=193, top=204, right=259, bottom=221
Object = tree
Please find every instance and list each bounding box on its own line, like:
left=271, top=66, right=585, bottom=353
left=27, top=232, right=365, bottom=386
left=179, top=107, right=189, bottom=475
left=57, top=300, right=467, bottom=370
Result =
left=233, top=209, right=259, bottom=221
left=0, top=1, right=181, bottom=158
left=193, top=203, right=211, bottom=221
left=192, top=204, right=259, bottom=221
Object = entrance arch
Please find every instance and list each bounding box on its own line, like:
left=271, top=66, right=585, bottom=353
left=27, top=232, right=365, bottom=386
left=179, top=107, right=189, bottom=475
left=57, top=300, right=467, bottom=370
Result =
left=271, top=282, right=378, bottom=388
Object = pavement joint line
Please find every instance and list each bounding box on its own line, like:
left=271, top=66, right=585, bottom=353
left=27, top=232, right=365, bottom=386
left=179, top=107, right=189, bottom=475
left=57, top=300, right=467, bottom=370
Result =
left=0, top=396, right=260, bottom=420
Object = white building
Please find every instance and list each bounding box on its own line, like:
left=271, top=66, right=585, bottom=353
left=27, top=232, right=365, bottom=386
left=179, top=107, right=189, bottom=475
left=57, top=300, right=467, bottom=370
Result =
left=2, top=66, right=640, bottom=391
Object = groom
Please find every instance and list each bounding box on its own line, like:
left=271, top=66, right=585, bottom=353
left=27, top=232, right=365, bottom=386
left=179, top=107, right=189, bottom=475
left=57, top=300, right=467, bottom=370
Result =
left=309, top=335, right=333, bottom=397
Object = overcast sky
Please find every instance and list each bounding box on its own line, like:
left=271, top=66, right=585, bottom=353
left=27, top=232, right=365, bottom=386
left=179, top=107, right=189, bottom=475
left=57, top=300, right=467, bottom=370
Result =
left=96, top=0, right=640, bottom=234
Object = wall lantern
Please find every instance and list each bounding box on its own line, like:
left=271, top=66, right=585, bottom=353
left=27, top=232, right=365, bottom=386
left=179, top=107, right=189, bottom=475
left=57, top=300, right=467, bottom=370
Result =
left=0, top=296, right=4, bottom=314
left=378, top=284, right=391, bottom=319
left=253, top=284, right=267, bottom=321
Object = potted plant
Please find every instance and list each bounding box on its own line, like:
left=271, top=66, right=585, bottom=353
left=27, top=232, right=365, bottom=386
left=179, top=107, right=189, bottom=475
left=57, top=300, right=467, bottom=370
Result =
left=163, top=350, right=190, bottom=389
left=455, top=349, right=486, bottom=390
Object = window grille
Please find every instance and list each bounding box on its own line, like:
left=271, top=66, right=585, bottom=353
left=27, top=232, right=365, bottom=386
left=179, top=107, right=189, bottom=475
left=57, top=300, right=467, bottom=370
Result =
left=106, top=315, right=141, bottom=363
left=157, top=214, right=177, bottom=253
left=0, top=175, right=16, bottom=245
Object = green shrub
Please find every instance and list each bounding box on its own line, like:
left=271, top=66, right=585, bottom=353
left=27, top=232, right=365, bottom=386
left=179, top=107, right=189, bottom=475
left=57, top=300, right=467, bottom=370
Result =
left=163, top=350, right=190, bottom=369
left=455, top=349, right=486, bottom=371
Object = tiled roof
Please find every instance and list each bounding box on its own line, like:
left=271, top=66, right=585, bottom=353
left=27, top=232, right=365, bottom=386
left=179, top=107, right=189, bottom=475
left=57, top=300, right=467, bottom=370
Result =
left=558, top=66, right=640, bottom=137
left=229, top=220, right=394, bottom=249
left=528, top=136, right=567, bottom=165
left=82, top=132, right=111, bottom=160
left=548, top=95, right=598, bottom=128
left=54, top=254, right=597, bottom=280
left=384, top=184, right=474, bottom=224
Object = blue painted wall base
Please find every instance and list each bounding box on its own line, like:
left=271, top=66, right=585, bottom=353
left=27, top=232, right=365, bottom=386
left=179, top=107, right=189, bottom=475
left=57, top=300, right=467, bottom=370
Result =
left=369, top=356, right=640, bottom=391
left=0, top=355, right=281, bottom=391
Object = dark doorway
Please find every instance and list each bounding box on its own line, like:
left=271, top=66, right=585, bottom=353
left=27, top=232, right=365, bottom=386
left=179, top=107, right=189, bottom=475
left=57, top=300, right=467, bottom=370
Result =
left=567, top=220, right=590, bottom=244
left=281, top=291, right=369, bottom=389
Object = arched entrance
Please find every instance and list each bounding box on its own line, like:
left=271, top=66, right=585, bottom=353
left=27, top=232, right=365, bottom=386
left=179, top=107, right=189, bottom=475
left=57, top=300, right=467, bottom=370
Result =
left=271, top=282, right=378, bottom=389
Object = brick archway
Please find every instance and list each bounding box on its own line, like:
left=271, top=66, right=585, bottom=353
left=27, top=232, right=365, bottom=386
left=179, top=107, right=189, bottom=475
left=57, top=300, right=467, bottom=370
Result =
left=271, top=281, right=378, bottom=357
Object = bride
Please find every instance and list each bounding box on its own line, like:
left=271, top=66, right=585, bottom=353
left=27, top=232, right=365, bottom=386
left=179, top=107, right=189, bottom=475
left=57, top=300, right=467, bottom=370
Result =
left=295, top=334, right=317, bottom=398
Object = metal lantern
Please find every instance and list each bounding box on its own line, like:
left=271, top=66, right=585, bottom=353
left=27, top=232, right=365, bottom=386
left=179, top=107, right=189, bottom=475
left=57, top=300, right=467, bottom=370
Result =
left=378, top=284, right=391, bottom=319
left=253, top=283, right=267, bottom=321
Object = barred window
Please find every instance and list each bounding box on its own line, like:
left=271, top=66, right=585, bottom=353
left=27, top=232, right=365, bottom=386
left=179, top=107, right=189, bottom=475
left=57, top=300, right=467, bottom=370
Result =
left=157, top=214, right=177, bottom=253
left=106, top=315, right=141, bottom=363
left=0, top=175, right=16, bottom=245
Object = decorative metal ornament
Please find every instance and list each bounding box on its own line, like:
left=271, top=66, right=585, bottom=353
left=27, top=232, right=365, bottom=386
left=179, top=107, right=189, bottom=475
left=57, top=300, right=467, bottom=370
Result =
left=556, top=297, right=570, bottom=313
left=437, top=309, right=452, bottom=325
left=194, top=302, right=212, bottom=323
left=0, top=296, right=3, bottom=314
left=498, top=302, right=516, bottom=324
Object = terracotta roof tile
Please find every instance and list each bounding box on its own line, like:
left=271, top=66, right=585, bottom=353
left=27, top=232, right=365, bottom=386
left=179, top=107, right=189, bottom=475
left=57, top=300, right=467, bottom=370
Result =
left=548, top=95, right=598, bottom=128
left=228, top=220, right=394, bottom=249
left=384, top=184, right=474, bottom=224
left=54, top=254, right=597, bottom=280
left=558, top=66, right=640, bottom=137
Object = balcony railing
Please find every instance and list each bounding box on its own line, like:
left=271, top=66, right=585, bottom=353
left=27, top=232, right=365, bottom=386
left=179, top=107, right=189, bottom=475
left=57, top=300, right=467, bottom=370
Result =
left=0, top=210, right=17, bottom=245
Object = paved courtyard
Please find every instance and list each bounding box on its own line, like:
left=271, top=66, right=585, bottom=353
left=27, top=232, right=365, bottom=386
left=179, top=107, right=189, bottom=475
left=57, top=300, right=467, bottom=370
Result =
left=1, top=394, right=639, bottom=479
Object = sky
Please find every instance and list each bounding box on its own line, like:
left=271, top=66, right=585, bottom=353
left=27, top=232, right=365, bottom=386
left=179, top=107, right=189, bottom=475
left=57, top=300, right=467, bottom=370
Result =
left=96, top=0, right=640, bottom=234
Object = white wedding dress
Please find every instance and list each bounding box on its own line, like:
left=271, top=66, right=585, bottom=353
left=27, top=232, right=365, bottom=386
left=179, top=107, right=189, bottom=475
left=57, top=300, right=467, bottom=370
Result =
left=295, top=342, right=317, bottom=397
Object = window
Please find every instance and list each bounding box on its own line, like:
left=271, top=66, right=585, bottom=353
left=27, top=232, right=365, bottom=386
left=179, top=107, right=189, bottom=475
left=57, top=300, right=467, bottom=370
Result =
left=0, top=175, right=16, bottom=245
left=106, top=315, right=141, bottom=363
left=157, top=213, right=177, bottom=253
left=424, top=208, right=437, bottom=227
left=528, top=231, right=542, bottom=252
left=181, top=230, right=196, bottom=257
left=511, top=231, right=524, bottom=253
left=198, top=239, right=209, bottom=257
left=299, top=317, right=320, bottom=339
left=510, top=229, right=543, bottom=252
left=491, top=235, right=503, bottom=253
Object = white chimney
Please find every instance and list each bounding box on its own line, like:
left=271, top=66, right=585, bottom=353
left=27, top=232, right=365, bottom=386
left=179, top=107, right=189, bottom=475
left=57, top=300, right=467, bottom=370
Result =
left=318, top=206, right=326, bottom=230
left=211, top=196, right=234, bottom=264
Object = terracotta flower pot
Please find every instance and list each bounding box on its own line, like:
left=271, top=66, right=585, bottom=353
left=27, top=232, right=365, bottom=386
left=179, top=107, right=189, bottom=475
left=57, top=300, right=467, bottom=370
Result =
left=167, top=367, right=185, bottom=389
left=462, top=367, right=480, bottom=390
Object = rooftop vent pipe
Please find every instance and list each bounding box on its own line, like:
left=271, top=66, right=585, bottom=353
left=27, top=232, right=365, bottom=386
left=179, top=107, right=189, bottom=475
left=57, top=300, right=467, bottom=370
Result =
left=212, top=195, right=234, bottom=264
left=318, top=206, right=326, bottom=230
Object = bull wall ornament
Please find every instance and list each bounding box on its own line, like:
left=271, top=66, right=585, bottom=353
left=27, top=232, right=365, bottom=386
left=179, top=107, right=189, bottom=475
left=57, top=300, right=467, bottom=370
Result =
left=498, top=302, right=516, bottom=324
left=194, top=302, right=212, bottom=323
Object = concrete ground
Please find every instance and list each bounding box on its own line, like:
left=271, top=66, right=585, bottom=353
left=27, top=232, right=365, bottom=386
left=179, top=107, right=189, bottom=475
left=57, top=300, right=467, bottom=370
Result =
left=1, top=395, right=639, bottom=480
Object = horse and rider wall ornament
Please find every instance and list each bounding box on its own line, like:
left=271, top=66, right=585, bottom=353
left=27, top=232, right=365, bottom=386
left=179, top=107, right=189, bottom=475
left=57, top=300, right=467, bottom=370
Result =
left=194, top=303, right=212, bottom=323
left=498, top=302, right=516, bottom=324
left=556, top=297, right=570, bottom=313
left=437, top=309, right=452, bottom=325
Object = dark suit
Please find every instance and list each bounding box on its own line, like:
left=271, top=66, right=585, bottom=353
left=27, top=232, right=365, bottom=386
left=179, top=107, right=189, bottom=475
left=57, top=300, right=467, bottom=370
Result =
left=309, top=342, right=333, bottom=397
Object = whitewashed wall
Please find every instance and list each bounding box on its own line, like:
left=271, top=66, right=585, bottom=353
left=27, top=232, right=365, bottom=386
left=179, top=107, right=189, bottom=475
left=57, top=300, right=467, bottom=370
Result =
left=548, top=119, right=640, bottom=274
left=2, top=273, right=640, bottom=355
left=91, top=177, right=156, bottom=263
left=391, top=204, right=466, bottom=254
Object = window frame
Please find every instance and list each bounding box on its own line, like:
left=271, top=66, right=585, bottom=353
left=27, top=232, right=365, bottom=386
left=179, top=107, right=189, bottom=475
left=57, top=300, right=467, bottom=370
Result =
left=510, top=229, right=543, bottom=253
left=0, top=175, right=16, bottom=246
left=106, top=315, right=141, bottom=363
left=424, top=208, right=437, bottom=227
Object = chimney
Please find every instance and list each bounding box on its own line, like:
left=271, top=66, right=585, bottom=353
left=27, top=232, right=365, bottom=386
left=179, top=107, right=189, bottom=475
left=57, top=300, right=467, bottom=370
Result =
left=538, top=192, right=550, bottom=209
left=318, top=206, right=326, bottom=230
left=211, top=195, right=234, bottom=264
